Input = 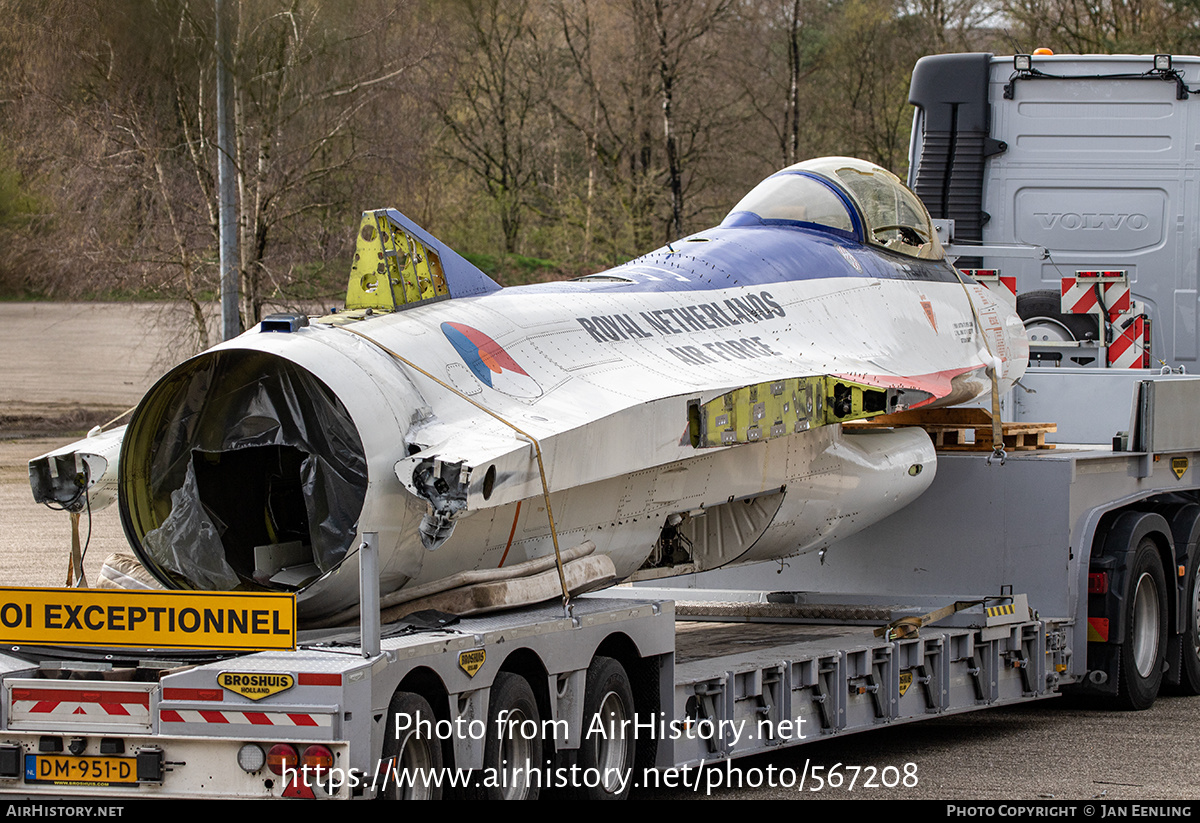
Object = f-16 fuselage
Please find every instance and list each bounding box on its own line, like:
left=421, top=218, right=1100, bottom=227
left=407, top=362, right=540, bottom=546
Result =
left=66, top=158, right=1027, bottom=619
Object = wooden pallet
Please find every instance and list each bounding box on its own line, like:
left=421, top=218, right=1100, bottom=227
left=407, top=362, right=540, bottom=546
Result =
left=844, top=408, right=1057, bottom=452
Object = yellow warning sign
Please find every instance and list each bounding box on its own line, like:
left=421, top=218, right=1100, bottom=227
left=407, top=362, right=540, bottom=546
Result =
left=0, top=587, right=295, bottom=650
left=218, top=671, right=295, bottom=700
left=1173, top=457, right=1189, bottom=480
left=898, top=671, right=912, bottom=697
left=459, top=649, right=486, bottom=677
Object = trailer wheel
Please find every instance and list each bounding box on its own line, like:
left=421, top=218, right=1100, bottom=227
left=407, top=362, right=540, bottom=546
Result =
left=474, top=672, right=542, bottom=800
left=573, top=656, right=635, bottom=800
left=1176, top=558, right=1200, bottom=694
left=379, top=691, right=443, bottom=800
left=1162, top=503, right=1200, bottom=695
left=1017, top=289, right=1098, bottom=343
left=1119, top=538, right=1169, bottom=710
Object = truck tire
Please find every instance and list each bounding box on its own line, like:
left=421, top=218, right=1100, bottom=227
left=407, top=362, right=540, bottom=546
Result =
left=473, top=672, right=542, bottom=800
left=573, top=656, right=635, bottom=800
left=1017, top=289, right=1098, bottom=343
left=1118, top=538, right=1169, bottom=710
left=1160, top=503, right=1200, bottom=695
left=1175, top=557, right=1200, bottom=694
left=379, top=691, right=443, bottom=800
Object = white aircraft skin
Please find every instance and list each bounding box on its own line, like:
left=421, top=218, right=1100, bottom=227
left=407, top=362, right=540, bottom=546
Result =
left=93, top=158, right=1028, bottom=618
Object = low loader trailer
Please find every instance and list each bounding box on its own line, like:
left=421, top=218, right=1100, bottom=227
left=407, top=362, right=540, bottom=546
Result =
left=2, top=391, right=1199, bottom=798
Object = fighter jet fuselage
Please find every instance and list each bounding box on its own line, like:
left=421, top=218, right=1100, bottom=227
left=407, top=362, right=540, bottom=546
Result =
left=109, top=158, right=1027, bottom=618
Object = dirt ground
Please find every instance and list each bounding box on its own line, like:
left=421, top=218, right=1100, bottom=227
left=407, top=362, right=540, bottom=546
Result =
left=0, top=302, right=205, bottom=434
left=1, top=302, right=1199, bottom=802
left=0, top=436, right=120, bottom=588
left=0, top=302, right=200, bottom=587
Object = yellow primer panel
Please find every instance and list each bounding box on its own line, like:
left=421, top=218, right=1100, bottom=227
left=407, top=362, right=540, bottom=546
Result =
left=347, top=212, right=399, bottom=312
left=346, top=210, right=451, bottom=312
left=0, top=587, right=296, bottom=650
left=690, top=375, right=893, bottom=448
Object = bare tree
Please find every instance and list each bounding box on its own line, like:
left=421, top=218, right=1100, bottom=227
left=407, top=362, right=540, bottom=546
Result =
left=550, top=0, right=660, bottom=254
left=0, top=0, right=433, bottom=337
left=430, top=0, right=549, bottom=256
left=640, top=0, right=733, bottom=239
left=1001, top=0, right=1194, bottom=53
left=729, top=0, right=829, bottom=170
left=14, top=0, right=1179, bottom=304
left=222, top=0, right=427, bottom=323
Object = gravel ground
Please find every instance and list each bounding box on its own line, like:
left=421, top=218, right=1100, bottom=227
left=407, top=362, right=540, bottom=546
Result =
left=0, top=436, right=124, bottom=589
left=632, top=695, right=1200, bottom=800
left=0, top=303, right=195, bottom=587
left=0, top=302, right=203, bottom=431
left=0, top=302, right=1197, bottom=802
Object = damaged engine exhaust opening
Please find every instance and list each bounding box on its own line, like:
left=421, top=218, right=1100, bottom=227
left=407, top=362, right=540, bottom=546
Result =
left=118, top=349, right=368, bottom=594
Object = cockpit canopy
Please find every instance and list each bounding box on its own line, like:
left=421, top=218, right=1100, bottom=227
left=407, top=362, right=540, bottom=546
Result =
left=722, top=157, right=944, bottom=260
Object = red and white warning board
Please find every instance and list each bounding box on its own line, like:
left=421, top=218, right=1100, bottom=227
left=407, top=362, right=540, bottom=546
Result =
left=8, top=681, right=154, bottom=731
left=159, top=708, right=333, bottom=728
left=962, top=269, right=1017, bottom=302
left=1061, top=271, right=1131, bottom=319
left=1108, top=315, right=1151, bottom=369
left=1059, top=271, right=1150, bottom=367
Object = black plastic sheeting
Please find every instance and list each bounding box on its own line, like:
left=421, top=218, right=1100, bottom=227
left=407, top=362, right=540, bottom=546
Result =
left=131, top=349, right=367, bottom=592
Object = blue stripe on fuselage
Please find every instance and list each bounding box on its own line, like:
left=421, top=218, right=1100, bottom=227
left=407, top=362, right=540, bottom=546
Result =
left=505, top=224, right=960, bottom=297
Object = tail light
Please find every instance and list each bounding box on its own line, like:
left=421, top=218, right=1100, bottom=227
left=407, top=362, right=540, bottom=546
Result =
left=266, top=743, right=299, bottom=775
left=301, top=744, right=333, bottom=773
